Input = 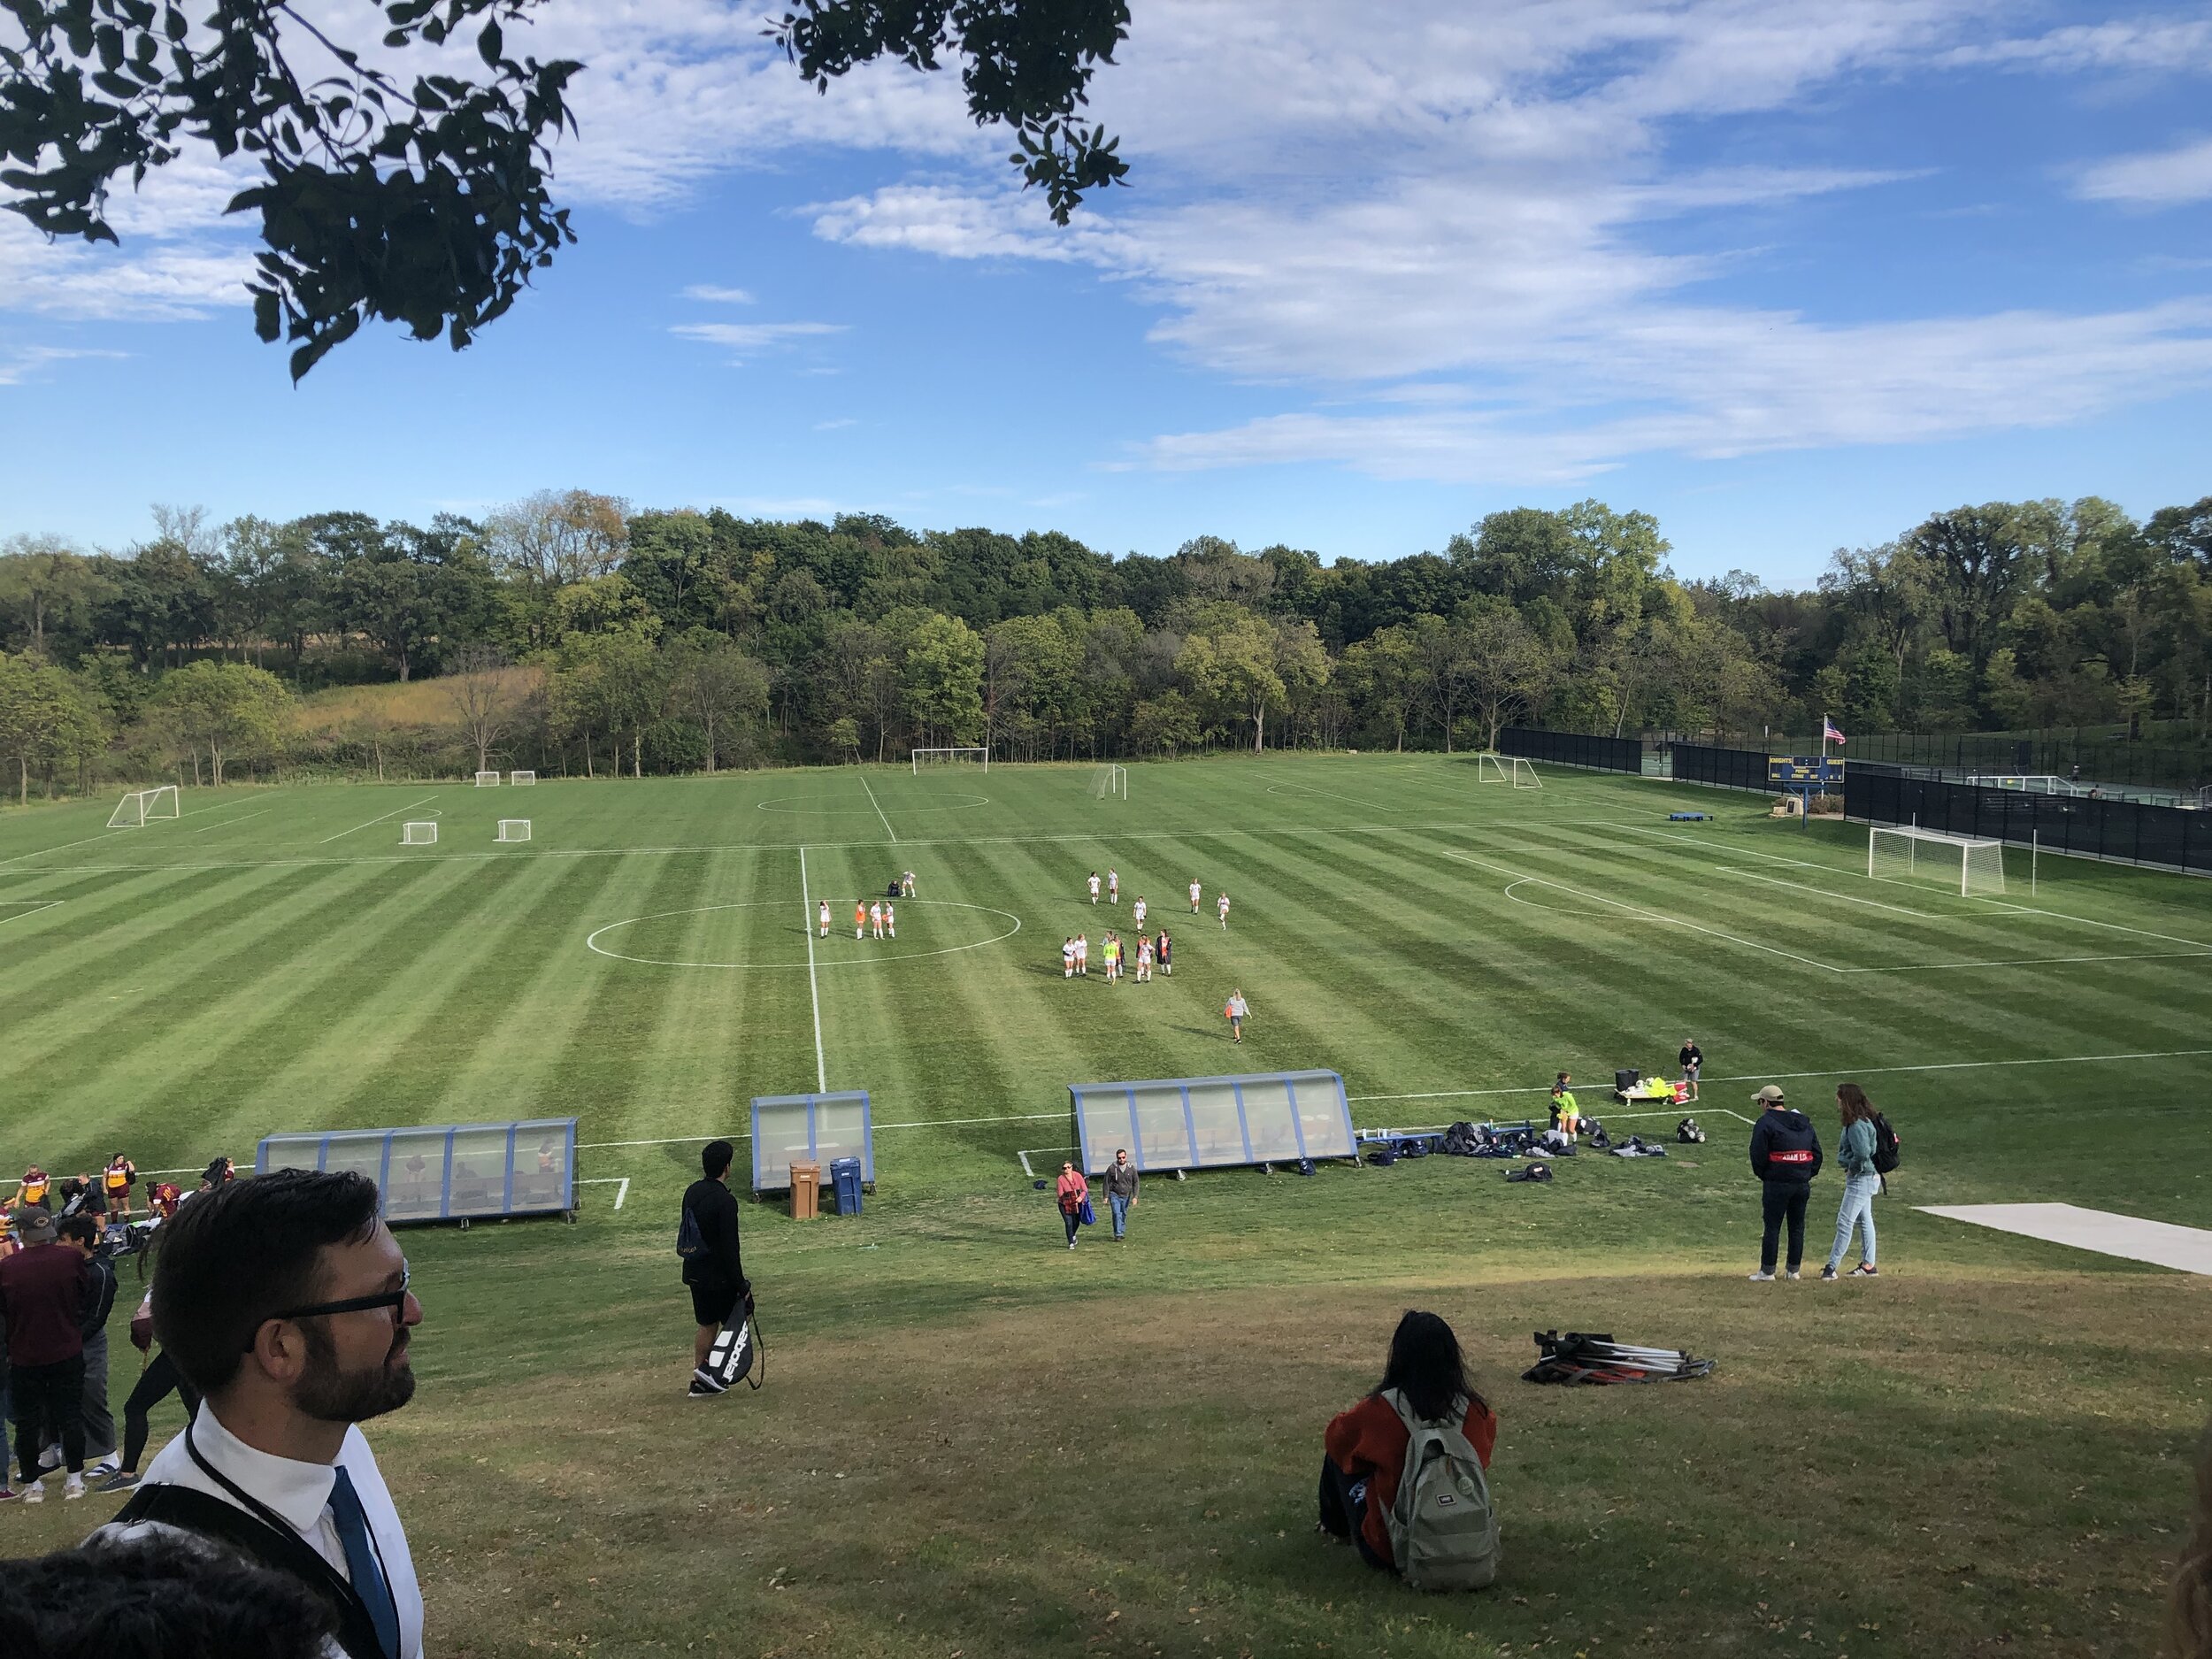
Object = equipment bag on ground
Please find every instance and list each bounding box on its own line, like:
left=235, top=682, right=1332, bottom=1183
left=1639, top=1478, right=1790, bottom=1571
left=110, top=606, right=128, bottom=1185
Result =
left=1381, top=1388, right=1499, bottom=1592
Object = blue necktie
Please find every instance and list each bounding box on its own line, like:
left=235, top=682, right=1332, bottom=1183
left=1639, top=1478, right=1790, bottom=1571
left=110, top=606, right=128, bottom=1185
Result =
left=328, top=1465, right=402, bottom=1659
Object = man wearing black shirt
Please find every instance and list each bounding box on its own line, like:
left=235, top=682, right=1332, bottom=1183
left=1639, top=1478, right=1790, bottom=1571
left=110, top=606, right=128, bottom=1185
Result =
left=1678, top=1040, right=1703, bottom=1102
left=680, top=1141, right=749, bottom=1398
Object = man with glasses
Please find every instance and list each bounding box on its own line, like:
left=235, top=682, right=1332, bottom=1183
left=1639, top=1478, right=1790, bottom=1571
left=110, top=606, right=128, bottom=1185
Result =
left=102, top=1169, right=425, bottom=1659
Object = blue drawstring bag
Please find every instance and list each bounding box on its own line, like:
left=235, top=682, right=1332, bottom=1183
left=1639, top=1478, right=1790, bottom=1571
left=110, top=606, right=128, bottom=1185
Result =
left=1079, top=1196, right=1097, bottom=1226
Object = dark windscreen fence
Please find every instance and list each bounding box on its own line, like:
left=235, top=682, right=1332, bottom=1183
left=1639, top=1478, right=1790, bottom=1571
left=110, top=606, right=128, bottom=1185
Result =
left=1498, top=728, right=1642, bottom=773
left=1669, top=742, right=1775, bottom=793
left=1847, top=765, right=2212, bottom=876
left=1846, top=731, right=2210, bottom=795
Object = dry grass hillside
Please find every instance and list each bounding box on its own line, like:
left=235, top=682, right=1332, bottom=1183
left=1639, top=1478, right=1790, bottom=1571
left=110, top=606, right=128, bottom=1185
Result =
left=293, top=665, right=544, bottom=732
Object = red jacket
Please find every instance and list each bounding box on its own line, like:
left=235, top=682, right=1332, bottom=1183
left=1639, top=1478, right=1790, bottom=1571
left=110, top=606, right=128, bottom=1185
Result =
left=1056, top=1171, right=1088, bottom=1215
left=0, top=1240, right=93, bottom=1367
left=1325, top=1393, right=1498, bottom=1568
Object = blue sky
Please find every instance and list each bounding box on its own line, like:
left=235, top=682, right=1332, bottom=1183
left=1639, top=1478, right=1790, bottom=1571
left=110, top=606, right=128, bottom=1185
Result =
left=4, top=1, right=2209, bottom=588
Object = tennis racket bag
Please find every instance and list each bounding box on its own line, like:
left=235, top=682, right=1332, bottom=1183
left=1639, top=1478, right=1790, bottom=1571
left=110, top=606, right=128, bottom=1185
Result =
left=697, top=1291, right=762, bottom=1392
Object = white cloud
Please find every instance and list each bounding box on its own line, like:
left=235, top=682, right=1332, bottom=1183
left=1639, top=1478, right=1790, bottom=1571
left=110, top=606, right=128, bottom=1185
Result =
left=681, top=284, right=757, bottom=303
left=0, top=344, right=129, bottom=386
left=814, top=418, right=858, bottom=430
left=670, top=319, right=848, bottom=363
left=1940, top=17, right=2212, bottom=73
left=2074, top=136, right=2212, bottom=206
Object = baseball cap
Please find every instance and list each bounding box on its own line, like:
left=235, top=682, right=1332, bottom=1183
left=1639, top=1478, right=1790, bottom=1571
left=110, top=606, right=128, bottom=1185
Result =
left=17, top=1205, right=58, bottom=1243
left=1752, top=1085, right=1787, bottom=1104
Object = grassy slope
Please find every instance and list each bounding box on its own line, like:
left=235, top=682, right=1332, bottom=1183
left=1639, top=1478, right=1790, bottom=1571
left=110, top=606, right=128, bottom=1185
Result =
left=2, top=757, right=2208, bottom=1655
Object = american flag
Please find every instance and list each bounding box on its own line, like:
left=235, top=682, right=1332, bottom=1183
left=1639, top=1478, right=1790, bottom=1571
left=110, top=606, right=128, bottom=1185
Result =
left=1822, top=716, right=1847, bottom=747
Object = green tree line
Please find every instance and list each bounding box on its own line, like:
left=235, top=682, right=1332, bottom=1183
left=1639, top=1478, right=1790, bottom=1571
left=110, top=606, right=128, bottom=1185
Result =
left=2, top=487, right=2207, bottom=800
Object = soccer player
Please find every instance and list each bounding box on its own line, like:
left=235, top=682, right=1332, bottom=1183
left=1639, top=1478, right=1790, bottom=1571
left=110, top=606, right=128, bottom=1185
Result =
left=1189, top=879, right=1202, bottom=913
left=885, top=901, right=896, bottom=939
left=1103, top=933, right=1120, bottom=982
left=1108, top=869, right=1119, bottom=905
left=869, top=900, right=885, bottom=940
left=1551, top=1073, right=1579, bottom=1137
left=1063, top=938, right=1075, bottom=979
left=1088, top=872, right=1102, bottom=904
left=902, top=871, right=916, bottom=897
left=854, top=900, right=867, bottom=940
left=16, top=1165, right=50, bottom=1209
left=1075, top=933, right=1088, bottom=976
left=1133, top=895, right=1147, bottom=929
left=1135, top=936, right=1153, bottom=982
left=1217, top=891, right=1231, bottom=929
left=818, top=899, right=831, bottom=937
left=102, top=1155, right=135, bottom=1222
left=1225, top=988, right=1250, bottom=1042
left=1156, top=929, right=1171, bottom=975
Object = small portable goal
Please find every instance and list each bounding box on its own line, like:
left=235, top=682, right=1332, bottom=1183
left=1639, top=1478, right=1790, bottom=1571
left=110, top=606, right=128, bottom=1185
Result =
left=403, top=821, right=438, bottom=845
left=1868, top=824, right=2005, bottom=895
left=474, top=771, right=500, bottom=787
left=107, top=786, right=180, bottom=829
left=509, top=770, right=536, bottom=786
left=496, top=819, right=532, bottom=843
left=1476, top=753, right=1541, bottom=788
left=912, top=747, right=987, bottom=772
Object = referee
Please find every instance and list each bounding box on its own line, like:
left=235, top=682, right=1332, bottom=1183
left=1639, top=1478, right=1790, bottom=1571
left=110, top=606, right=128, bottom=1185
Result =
left=680, top=1142, right=749, bottom=1397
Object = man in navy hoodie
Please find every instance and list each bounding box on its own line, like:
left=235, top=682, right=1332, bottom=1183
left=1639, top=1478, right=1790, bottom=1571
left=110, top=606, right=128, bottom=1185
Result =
left=1747, top=1085, right=1823, bottom=1281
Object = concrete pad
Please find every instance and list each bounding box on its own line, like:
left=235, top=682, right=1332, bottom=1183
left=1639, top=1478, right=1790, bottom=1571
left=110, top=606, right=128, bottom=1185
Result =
left=1917, top=1202, right=2212, bottom=1276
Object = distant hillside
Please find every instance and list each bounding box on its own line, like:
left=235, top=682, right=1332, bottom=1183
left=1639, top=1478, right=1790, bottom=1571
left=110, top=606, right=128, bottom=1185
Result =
left=294, top=666, right=544, bottom=733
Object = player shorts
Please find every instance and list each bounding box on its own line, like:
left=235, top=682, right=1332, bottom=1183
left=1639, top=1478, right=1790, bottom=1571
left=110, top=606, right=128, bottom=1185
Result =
left=690, top=1279, right=740, bottom=1328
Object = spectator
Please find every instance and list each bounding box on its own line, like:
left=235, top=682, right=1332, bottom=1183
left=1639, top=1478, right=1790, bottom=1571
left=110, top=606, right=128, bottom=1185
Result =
left=1678, top=1039, right=1703, bottom=1102
left=1747, top=1085, right=1824, bottom=1281
left=1821, top=1083, right=1881, bottom=1280
left=39, top=1215, right=121, bottom=1482
left=0, top=1205, right=95, bottom=1502
left=1550, top=1073, right=1579, bottom=1137
left=680, top=1141, right=749, bottom=1399
left=106, top=1169, right=425, bottom=1659
left=100, top=1285, right=203, bottom=1493
left=2170, top=1413, right=2212, bottom=1659
left=0, top=1526, right=336, bottom=1659
left=1319, top=1310, right=1499, bottom=1575
left=1103, top=1149, right=1139, bottom=1242
left=1055, top=1162, right=1089, bottom=1250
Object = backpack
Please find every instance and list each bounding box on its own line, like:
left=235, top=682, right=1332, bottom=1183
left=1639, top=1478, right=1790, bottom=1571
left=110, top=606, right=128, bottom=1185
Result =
left=676, top=1204, right=707, bottom=1261
left=1380, top=1389, right=1499, bottom=1592
left=1870, top=1112, right=1901, bottom=1175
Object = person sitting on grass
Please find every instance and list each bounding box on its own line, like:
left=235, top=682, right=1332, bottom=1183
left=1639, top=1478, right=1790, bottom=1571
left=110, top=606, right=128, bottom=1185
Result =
left=1319, top=1310, right=1498, bottom=1580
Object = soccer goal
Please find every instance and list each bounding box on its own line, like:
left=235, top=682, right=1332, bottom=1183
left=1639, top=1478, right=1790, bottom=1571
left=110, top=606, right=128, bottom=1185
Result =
left=1966, top=773, right=2079, bottom=795
left=1475, top=753, right=1541, bottom=788
left=403, top=821, right=438, bottom=846
left=509, top=770, right=536, bottom=786
left=912, top=747, right=987, bottom=773
left=1868, top=825, right=2005, bottom=895
left=1090, top=764, right=1128, bottom=800
left=107, top=786, right=180, bottom=829
left=495, top=819, right=532, bottom=843
left=474, top=770, right=500, bottom=787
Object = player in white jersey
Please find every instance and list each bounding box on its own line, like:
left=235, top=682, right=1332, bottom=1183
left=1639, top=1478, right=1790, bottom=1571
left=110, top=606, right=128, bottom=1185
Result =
left=884, top=901, right=896, bottom=938
left=1108, top=869, right=1118, bottom=904
left=1133, top=895, right=1147, bottom=929
left=1088, top=872, right=1102, bottom=904
left=1135, top=936, right=1153, bottom=981
left=818, top=899, right=831, bottom=937
left=1063, top=938, right=1075, bottom=978
left=1217, top=891, right=1231, bottom=929
left=1075, top=933, right=1089, bottom=974
left=870, top=900, right=884, bottom=940
left=1189, top=879, right=1202, bottom=912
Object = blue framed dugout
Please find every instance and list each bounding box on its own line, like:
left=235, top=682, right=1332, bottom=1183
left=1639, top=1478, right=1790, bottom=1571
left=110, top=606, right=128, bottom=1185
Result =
left=256, top=1118, right=578, bottom=1225
left=752, top=1091, right=874, bottom=1193
left=1070, top=1069, right=1356, bottom=1176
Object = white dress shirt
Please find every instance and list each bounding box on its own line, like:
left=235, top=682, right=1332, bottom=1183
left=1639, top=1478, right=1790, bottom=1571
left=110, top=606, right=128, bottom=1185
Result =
left=136, top=1406, right=425, bottom=1659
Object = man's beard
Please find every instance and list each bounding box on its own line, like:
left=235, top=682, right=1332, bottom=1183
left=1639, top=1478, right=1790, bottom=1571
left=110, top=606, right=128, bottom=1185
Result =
left=296, top=1323, right=416, bottom=1424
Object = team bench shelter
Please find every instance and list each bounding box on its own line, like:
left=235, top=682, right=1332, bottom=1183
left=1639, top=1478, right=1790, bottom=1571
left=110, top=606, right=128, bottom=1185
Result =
left=257, top=1118, right=579, bottom=1226
left=1071, top=1068, right=1358, bottom=1177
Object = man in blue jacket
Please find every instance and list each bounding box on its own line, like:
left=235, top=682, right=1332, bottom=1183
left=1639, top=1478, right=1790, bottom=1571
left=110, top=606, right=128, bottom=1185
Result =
left=1747, top=1085, right=1823, bottom=1281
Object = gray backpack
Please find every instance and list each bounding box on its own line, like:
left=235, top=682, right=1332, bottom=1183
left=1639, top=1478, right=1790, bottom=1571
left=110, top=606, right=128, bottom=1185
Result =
left=1381, top=1389, right=1499, bottom=1592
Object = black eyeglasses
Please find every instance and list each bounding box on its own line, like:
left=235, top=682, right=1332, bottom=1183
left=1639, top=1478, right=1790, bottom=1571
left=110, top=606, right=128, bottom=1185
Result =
left=245, top=1263, right=411, bottom=1349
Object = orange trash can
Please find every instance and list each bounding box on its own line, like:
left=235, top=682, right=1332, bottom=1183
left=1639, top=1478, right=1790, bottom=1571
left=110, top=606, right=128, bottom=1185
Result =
left=789, top=1161, right=822, bottom=1220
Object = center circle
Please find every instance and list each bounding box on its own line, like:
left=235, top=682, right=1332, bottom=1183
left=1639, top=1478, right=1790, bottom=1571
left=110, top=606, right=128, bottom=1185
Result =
left=755, top=793, right=990, bottom=813
left=584, top=897, right=1022, bottom=969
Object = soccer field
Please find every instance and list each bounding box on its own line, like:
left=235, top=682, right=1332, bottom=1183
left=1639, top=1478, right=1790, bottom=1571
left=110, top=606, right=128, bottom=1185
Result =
left=4, top=756, right=2208, bottom=1655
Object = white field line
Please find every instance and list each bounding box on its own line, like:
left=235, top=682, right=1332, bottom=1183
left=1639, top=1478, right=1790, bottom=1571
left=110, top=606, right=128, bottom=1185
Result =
left=191, top=810, right=272, bottom=834
left=857, top=773, right=897, bottom=843
left=0, top=900, right=64, bottom=926
left=319, top=794, right=441, bottom=844
left=576, top=1176, right=630, bottom=1210
left=1967, top=895, right=2212, bottom=952
left=1714, top=866, right=1945, bottom=920
left=798, top=847, right=827, bottom=1093
left=1268, top=782, right=1400, bottom=814
left=1440, top=849, right=1846, bottom=974
left=1586, top=820, right=1822, bottom=869
left=181, top=791, right=285, bottom=820
left=0, top=829, right=126, bottom=870
left=1840, top=949, right=2212, bottom=974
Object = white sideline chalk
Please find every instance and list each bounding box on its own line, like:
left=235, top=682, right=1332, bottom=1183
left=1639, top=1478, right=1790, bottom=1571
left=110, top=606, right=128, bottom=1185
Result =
left=1918, top=1202, right=2212, bottom=1276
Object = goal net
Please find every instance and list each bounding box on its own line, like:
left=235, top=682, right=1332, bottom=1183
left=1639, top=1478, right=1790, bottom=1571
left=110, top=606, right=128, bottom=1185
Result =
left=509, top=771, right=536, bottom=786
left=1868, top=825, right=2005, bottom=895
left=912, top=748, right=987, bottom=772
left=403, top=821, right=438, bottom=845
left=1966, top=774, right=2080, bottom=795
left=1475, top=753, right=1540, bottom=788
left=496, top=819, right=532, bottom=842
left=1089, top=764, right=1127, bottom=800
left=474, top=771, right=501, bottom=787
left=107, top=786, right=180, bottom=828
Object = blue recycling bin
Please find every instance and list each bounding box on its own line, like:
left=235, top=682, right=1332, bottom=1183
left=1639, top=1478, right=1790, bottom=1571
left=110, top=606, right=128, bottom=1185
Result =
left=829, top=1156, right=864, bottom=1217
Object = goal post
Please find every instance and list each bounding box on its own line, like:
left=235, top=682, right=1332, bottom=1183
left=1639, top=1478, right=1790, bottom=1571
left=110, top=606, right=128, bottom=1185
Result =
left=402, top=821, right=438, bottom=845
left=1868, top=825, right=2005, bottom=895
left=1475, top=753, right=1541, bottom=788
left=495, top=819, right=531, bottom=842
left=1089, top=764, right=1128, bottom=800
left=107, top=786, right=180, bottom=828
left=509, top=770, right=536, bottom=786
left=912, top=747, right=987, bottom=772
left=474, top=771, right=501, bottom=787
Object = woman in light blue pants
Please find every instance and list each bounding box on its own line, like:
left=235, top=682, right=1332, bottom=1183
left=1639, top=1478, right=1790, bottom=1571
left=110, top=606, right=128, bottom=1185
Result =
left=1823, top=1082, right=1880, bottom=1279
